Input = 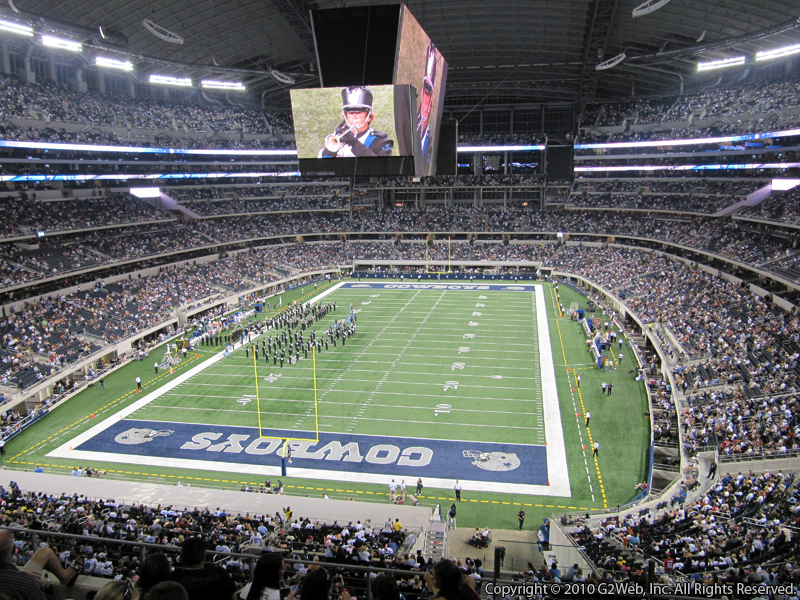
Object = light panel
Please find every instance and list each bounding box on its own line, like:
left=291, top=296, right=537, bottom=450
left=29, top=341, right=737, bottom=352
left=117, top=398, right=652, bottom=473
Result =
left=0, top=139, right=548, bottom=156
left=95, top=56, right=133, bottom=72
left=574, top=127, right=800, bottom=150
left=0, top=171, right=300, bottom=182
left=772, top=179, right=800, bottom=191
left=42, top=35, right=82, bottom=52
left=149, top=74, right=192, bottom=87
left=756, top=44, right=800, bottom=61
left=0, top=140, right=298, bottom=156
left=574, top=163, right=800, bottom=172
left=201, top=80, right=246, bottom=91
left=129, top=187, right=161, bottom=198
left=457, top=145, right=545, bottom=152
left=0, top=19, right=32, bottom=36
left=697, top=56, right=745, bottom=71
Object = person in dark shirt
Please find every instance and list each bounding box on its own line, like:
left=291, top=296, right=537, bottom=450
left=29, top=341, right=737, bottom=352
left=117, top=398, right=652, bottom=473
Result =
left=169, top=537, right=236, bottom=600
left=0, top=530, right=82, bottom=600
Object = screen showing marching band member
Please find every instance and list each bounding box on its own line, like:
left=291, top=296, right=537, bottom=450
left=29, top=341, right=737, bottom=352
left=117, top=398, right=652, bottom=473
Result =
left=291, top=85, right=414, bottom=159
left=394, top=6, right=448, bottom=176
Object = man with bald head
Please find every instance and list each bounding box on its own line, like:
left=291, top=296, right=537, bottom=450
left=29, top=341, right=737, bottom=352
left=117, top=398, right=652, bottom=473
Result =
left=0, top=529, right=81, bottom=599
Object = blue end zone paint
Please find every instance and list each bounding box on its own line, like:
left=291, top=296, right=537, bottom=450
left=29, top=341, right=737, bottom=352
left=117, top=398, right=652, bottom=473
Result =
left=77, top=420, right=548, bottom=486
left=341, top=283, right=538, bottom=292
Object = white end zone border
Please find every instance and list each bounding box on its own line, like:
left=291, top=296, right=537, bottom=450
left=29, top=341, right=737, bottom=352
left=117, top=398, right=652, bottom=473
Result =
left=48, top=281, right=571, bottom=497
left=536, top=285, right=570, bottom=497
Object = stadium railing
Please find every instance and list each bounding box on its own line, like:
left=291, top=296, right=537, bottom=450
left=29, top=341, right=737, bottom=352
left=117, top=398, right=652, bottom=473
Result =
left=1, top=525, right=434, bottom=600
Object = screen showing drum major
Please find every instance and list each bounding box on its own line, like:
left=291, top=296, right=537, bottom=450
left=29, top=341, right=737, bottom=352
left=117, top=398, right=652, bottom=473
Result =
left=394, top=5, right=448, bottom=176
left=290, top=85, right=414, bottom=159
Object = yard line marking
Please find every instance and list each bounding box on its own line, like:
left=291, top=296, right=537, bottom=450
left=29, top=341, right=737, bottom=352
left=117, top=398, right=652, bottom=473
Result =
left=148, top=401, right=542, bottom=418
left=292, top=290, right=423, bottom=431
left=346, top=291, right=446, bottom=433
left=159, top=388, right=547, bottom=405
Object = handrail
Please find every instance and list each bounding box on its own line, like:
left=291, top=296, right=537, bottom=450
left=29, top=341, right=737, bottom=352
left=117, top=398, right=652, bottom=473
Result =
left=0, top=526, right=422, bottom=583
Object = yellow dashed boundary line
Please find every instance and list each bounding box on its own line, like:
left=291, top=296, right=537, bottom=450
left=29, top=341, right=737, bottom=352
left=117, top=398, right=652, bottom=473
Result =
left=553, top=292, right=608, bottom=510
left=2, top=458, right=606, bottom=511
left=576, top=384, right=608, bottom=509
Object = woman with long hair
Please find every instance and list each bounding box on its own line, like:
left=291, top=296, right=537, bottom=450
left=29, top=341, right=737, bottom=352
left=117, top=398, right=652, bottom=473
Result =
left=243, top=553, right=287, bottom=600
left=136, top=553, right=171, bottom=594
left=424, top=559, right=479, bottom=600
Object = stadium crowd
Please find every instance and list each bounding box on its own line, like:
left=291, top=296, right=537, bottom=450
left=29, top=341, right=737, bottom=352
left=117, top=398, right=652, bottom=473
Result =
left=0, top=73, right=273, bottom=135
left=582, top=75, right=800, bottom=142
left=569, top=470, right=800, bottom=583
left=0, top=483, right=438, bottom=600
left=1, top=196, right=800, bottom=286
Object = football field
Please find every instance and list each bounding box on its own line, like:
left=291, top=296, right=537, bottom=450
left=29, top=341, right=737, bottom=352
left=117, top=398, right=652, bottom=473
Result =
left=5, top=279, right=651, bottom=529
left=48, top=282, right=568, bottom=496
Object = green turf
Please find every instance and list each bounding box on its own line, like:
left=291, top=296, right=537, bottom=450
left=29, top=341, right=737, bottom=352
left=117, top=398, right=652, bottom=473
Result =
left=136, top=288, right=545, bottom=446
left=1, top=280, right=651, bottom=530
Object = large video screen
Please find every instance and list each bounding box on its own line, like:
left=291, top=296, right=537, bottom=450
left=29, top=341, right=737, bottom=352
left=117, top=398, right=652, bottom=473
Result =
left=291, top=85, right=414, bottom=160
left=394, top=6, right=449, bottom=177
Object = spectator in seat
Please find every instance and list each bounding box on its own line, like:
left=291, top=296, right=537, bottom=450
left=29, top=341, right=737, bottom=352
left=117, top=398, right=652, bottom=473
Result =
left=0, top=529, right=83, bottom=600
left=300, top=567, right=350, bottom=600
left=424, top=559, right=479, bottom=600
left=169, top=537, right=236, bottom=600
left=242, top=552, right=291, bottom=600
left=145, top=582, right=189, bottom=600
left=136, top=552, right=171, bottom=595
left=96, top=580, right=140, bottom=600
left=372, top=574, right=401, bottom=600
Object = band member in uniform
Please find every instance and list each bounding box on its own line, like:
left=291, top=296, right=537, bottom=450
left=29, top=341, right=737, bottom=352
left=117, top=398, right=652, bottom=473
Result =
left=416, top=43, right=438, bottom=170
left=318, top=87, right=394, bottom=158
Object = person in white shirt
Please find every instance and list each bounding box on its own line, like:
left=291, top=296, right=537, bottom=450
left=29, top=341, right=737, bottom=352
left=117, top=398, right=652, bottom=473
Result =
left=84, top=555, right=99, bottom=574
left=388, top=480, right=397, bottom=501
left=98, top=560, right=114, bottom=576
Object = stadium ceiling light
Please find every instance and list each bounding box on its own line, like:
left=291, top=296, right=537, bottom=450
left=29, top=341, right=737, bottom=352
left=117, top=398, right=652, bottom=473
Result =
left=149, top=74, right=192, bottom=87
left=95, top=56, right=133, bottom=71
left=270, top=70, right=296, bottom=85
left=201, top=80, right=246, bottom=91
left=0, top=19, right=32, bottom=36
left=697, top=56, right=746, bottom=71
left=42, top=35, right=82, bottom=52
left=756, top=43, right=800, bottom=61
left=632, top=0, right=671, bottom=18
left=595, top=53, right=626, bottom=71
left=142, top=18, right=184, bottom=44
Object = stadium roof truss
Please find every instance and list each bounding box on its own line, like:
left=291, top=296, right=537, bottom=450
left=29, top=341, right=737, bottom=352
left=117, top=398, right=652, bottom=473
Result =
left=3, top=0, right=800, bottom=108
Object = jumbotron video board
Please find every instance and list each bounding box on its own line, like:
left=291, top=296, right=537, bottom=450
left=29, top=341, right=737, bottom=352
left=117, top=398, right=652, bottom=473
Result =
left=300, top=5, right=448, bottom=177
left=290, top=85, right=415, bottom=160
left=394, top=5, right=448, bottom=177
